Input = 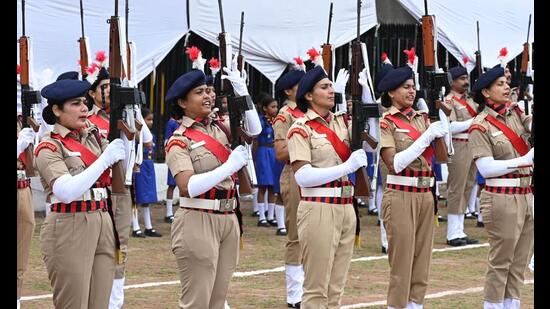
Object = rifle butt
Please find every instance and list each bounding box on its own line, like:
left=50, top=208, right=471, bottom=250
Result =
left=434, top=137, right=449, bottom=164
left=79, top=38, right=89, bottom=76
left=354, top=167, right=370, bottom=197
left=237, top=168, right=252, bottom=195
left=110, top=162, right=128, bottom=194
left=520, top=43, right=529, bottom=74
left=321, top=44, right=332, bottom=78
left=19, top=36, right=30, bottom=85
left=24, top=146, right=36, bottom=176
left=421, top=16, right=435, bottom=68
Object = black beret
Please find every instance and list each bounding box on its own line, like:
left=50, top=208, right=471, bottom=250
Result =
left=41, top=79, right=91, bottom=103
left=449, top=66, right=468, bottom=80
left=90, top=67, right=109, bottom=90
left=56, top=71, right=80, bottom=81
left=276, top=70, right=306, bottom=92
left=296, top=66, right=328, bottom=104
left=472, top=67, right=505, bottom=93
left=377, top=66, right=414, bottom=93
left=205, top=75, right=214, bottom=86
left=165, top=70, right=206, bottom=103
left=375, top=63, right=394, bottom=90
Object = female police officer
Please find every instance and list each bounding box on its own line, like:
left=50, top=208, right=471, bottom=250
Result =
left=377, top=66, right=447, bottom=309
left=164, top=53, right=261, bottom=308
left=287, top=65, right=368, bottom=308
left=35, top=77, right=125, bottom=308
left=469, top=66, right=533, bottom=309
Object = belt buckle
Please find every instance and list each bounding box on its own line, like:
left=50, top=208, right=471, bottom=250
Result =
left=92, top=188, right=107, bottom=201
left=220, top=199, right=234, bottom=211
left=340, top=186, right=352, bottom=198
left=520, top=177, right=531, bottom=187
left=416, top=177, right=431, bottom=188
left=17, top=170, right=26, bottom=181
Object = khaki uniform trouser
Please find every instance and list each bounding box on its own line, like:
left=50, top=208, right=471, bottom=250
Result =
left=17, top=187, right=35, bottom=299
left=280, top=164, right=302, bottom=265
left=40, top=209, right=116, bottom=309
left=480, top=191, right=534, bottom=302
left=446, top=140, right=477, bottom=214
left=171, top=208, right=240, bottom=309
left=111, top=192, right=133, bottom=278
left=382, top=189, right=435, bottom=308
left=297, top=201, right=356, bottom=309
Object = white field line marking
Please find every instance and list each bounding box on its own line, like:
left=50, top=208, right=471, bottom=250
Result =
left=21, top=243, right=490, bottom=301
left=341, top=280, right=534, bottom=309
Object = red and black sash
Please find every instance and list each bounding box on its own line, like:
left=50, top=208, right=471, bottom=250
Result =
left=50, top=133, right=111, bottom=186
left=305, top=120, right=351, bottom=162
left=183, top=127, right=231, bottom=163
left=484, top=115, right=529, bottom=156
left=384, top=114, right=434, bottom=166
left=453, top=96, right=477, bottom=118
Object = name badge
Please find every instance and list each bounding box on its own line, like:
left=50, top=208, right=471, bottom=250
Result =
left=312, top=133, right=327, bottom=139
left=395, top=128, right=410, bottom=133
left=99, top=129, right=108, bottom=135
left=491, top=131, right=504, bottom=137
left=67, top=151, right=81, bottom=157
left=456, top=105, right=466, bottom=110
left=190, top=140, right=206, bottom=150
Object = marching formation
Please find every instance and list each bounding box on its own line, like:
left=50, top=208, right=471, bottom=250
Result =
left=17, top=1, right=534, bottom=309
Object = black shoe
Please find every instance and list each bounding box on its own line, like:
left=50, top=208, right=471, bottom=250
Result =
left=368, top=208, right=379, bottom=216
left=447, top=238, right=467, bottom=246
left=164, top=215, right=174, bottom=223
left=288, top=302, right=301, bottom=308
left=276, top=228, right=288, bottom=236
left=257, top=219, right=270, bottom=227
left=465, top=212, right=476, bottom=220
left=377, top=219, right=380, bottom=226
left=132, top=230, right=146, bottom=238
left=461, top=237, right=479, bottom=245
left=144, top=228, right=162, bottom=237
left=267, top=219, right=278, bottom=227
left=381, top=246, right=387, bottom=254
left=251, top=210, right=259, bottom=217
left=438, top=215, right=447, bottom=222
left=476, top=221, right=485, bottom=228
left=359, top=201, right=367, bottom=208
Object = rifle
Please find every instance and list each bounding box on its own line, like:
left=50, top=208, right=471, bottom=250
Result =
left=78, top=0, right=91, bottom=78
left=237, top=12, right=245, bottom=76
left=321, top=2, right=334, bottom=81
left=519, top=14, right=533, bottom=115
left=420, top=0, right=452, bottom=164
left=216, top=0, right=253, bottom=195
left=107, top=0, right=139, bottom=194
left=19, top=0, right=41, bottom=176
left=474, top=21, right=482, bottom=81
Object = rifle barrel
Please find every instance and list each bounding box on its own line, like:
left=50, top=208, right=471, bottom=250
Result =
left=527, top=14, right=532, bottom=42
left=424, top=0, right=428, bottom=15
left=80, top=0, right=85, bottom=37
left=238, top=11, right=244, bottom=53
left=22, top=0, right=26, bottom=36
left=356, top=0, right=360, bottom=41
left=327, top=2, right=333, bottom=44
left=476, top=21, right=480, bottom=51
left=125, top=0, right=129, bottom=41
left=217, top=0, right=225, bottom=33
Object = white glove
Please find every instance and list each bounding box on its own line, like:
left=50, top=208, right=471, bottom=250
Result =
left=243, top=109, right=262, bottom=136
left=358, top=68, right=376, bottom=104
left=135, top=106, right=153, bottom=143
left=333, top=68, right=349, bottom=94
left=187, top=145, right=248, bottom=197
left=17, top=128, right=36, bottom=158
left=221, top=55, right=249, bottom=96
left=393, top=122, right=446, bottom=173
left=416, top=98, right=429, bottom=114
left=449, top=118, right=474, bottom=134
left=294, top=149, right=367, bottom=187
left=51, top=138, right=125, bottom=204
left=476, top=147, right=534, bottom=178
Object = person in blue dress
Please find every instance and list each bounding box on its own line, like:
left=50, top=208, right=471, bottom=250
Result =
left=131, top=107, right=162, bottom=237
left=164, top=108, right=182, bottom=223
left=253, top=94, right=286, bottom=235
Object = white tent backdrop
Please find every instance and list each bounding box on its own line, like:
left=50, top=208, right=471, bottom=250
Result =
left=17, top=0, right=533, bottom=89
left=399, top=0, right=534, bottom=72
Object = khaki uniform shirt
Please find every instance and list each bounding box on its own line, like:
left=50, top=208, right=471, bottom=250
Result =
left=469, top=105, right=532, bottom=175
left=287, top=109, right=351, bottom=181
left=444, top=90, right=479, bottom=122
left=273, top=100, right=302, bottom=141
left=380, top=106, right=432, bottom=173
left=17, top=119, right=25, bottom=170
left=165, top=116, right=234, bottom=190
left=34, top=123, right=108, bottom=199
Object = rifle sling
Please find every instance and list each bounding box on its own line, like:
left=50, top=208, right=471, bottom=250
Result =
left=485, top=115, right=529, bottom=156
left=384, top=114, right=434, bottom=166
left=305, top=120, right=351, bottom=162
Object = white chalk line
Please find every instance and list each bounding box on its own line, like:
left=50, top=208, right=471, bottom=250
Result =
left=341, top=280, right=534, bottom=309
left=22, top=242, right=492, bottom=301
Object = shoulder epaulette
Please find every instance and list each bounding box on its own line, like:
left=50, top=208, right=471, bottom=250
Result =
left=272, top=114, right=287, bottom=125
left=165, top=138, right=187, bottom=153
left=287, top=127, right=309, bottom=139
left=468, top=124, right=487, bottom=134
left=34, top=141, right=58, bottom=156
